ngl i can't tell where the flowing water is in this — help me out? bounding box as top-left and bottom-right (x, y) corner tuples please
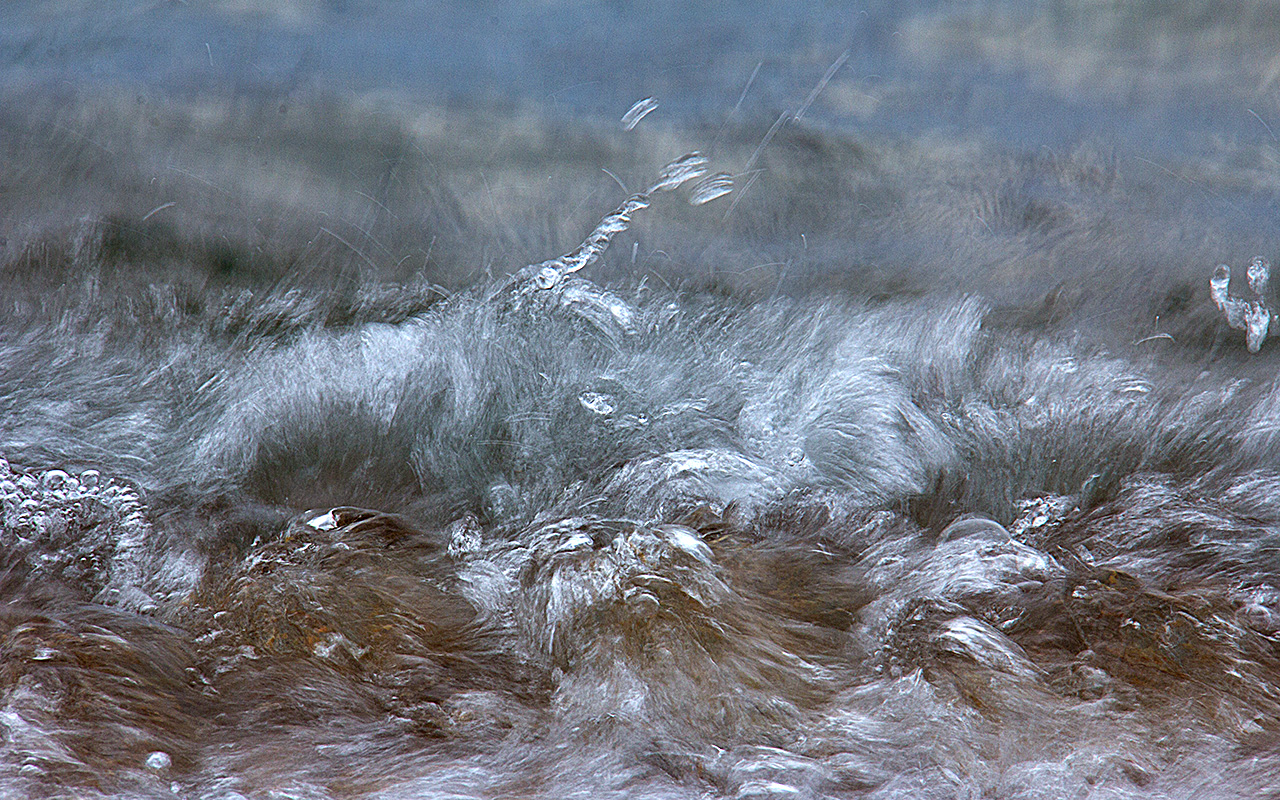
(3, 2), (1280, 798)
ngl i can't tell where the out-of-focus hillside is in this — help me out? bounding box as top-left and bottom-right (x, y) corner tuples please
(2, 1), (1278, 360)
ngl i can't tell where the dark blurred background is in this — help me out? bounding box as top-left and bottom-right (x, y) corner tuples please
(2, 0), (1279, 357)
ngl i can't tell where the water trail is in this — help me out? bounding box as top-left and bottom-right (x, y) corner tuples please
(621, 96), (659, 130)
(495, 153), (710, 300)
(690, 172), (734, 205)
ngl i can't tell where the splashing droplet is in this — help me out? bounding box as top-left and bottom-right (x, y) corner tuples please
(649, 153), (709, 193)
(690, 173), (734, 205)
(1246, 302), (1271, 352)
(1248, 256), (1271, 296)
(1210, 264), (1231, 306)
(621, 97), (659, 131)
(1210, 257), (1275, 352)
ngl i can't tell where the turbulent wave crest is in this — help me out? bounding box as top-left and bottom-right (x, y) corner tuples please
(4, 154), (1280, 800)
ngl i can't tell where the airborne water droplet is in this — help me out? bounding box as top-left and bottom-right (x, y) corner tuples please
(1248, 256), (1270, 296)
(689, 173), (734, 205)
(1210, 264), (1231, 309)
(621, 97), (659, 131)
(598, 216), (631, 235)
(1246, 301), (1270, 352)
(649, 153), (709, 193)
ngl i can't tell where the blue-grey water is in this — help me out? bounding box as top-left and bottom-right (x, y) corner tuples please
(4, 1), (1277, 154)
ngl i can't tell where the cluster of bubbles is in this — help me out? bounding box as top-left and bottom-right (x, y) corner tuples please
(0, 454), (154, 612)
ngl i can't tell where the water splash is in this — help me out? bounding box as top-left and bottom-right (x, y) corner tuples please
(621, 96), (659, 130)
(579, 391), (617, 416)
(0, 457), (157, 612)
(1211, 257), (1273, 352)
(690, 172), (734, 205)
(648, 152), (709, 193)
(496, 152), (715, 304)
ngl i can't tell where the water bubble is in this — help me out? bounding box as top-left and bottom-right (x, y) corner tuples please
(534, 266), (560, 289)
(483, 482), (520, 521)
(145, 751), (171, 772)
(306, 510), (338, 531)
(561, 282), (638, 338)
(624, 587), (660, 618)
(41, 470), (69, 491)
(579, 391), (617, 416)
(313, 633), (341, 659)
(616, 413), (649, 430)
(933, 617), (1040, 677)
(598, 216), (630, 235)
(1117, 377), (1153, 394)
(1241, 602), (1278, 632)
(1211, 264), (1231, 301)
(80, 469), (100, 490)
(939, 516), (1009, 542)
(1211, 258), (1275, 352)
